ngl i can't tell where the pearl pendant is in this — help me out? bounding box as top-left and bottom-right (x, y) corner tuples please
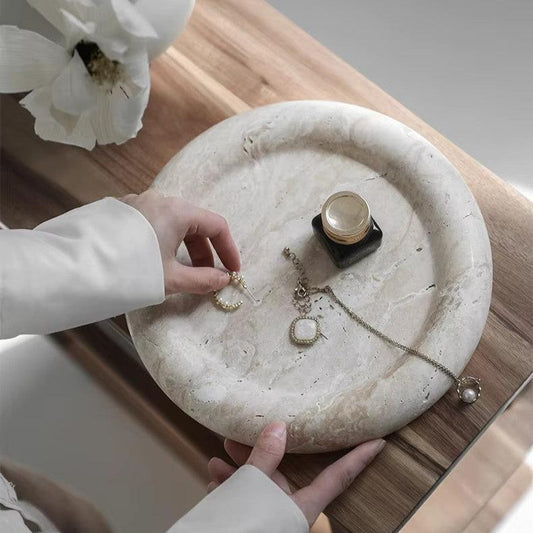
(456, 376), (481, 403)
(461, 388), (477, 403)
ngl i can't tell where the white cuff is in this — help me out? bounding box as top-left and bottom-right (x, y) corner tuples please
(167, 465), (308, 533)
(0, 197), (165, 338)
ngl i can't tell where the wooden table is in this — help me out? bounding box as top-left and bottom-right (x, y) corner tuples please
(1, 1), (532, 531)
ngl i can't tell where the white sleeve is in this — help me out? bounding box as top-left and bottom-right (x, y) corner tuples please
(0, 197), (165, 339)
(167, 465), (308, 533)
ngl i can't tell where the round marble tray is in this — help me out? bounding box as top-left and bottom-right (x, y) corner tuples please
(127, 101), (492, 453)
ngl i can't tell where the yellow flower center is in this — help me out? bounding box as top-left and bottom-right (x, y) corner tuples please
(74, 40), (124, 88)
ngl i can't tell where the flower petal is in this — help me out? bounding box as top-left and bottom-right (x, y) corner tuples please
(121, 50), (150, 94)
(110, 84), (150, 138)
(21, 86), (96, 150)
(109, 0), (157, 39)
(0, 26), (70, 93)
(91, 82), (149, 145)
(50, 103), (81, 134)
(58, 8), (97, 50)
(89, 91), (116, 144)
(26, 0), (96, 37)
(51, 50), (98, 115)
(93, 34), (129, 62)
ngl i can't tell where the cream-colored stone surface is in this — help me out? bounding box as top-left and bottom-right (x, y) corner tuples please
(127, 101), (492, 452)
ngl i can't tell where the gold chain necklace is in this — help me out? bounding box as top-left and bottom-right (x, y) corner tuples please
(283, 247), (481, 404)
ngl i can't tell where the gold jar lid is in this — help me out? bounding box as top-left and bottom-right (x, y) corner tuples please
(321, 191), (372, 245)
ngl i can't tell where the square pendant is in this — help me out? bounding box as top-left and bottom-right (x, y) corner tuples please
(289, 316), (320, 345)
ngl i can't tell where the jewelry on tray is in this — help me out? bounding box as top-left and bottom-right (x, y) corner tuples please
(283, 247), (481, 404)
(213, 271), (259, 311)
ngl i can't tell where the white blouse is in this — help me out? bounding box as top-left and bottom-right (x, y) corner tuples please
(0, 198), (308, 533)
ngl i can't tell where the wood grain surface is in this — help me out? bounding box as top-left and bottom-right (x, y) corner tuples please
(403, 383), (533, 532)
(1, 1), (532, 531)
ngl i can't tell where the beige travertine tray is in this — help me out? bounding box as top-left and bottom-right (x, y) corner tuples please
(127, 101), (492, 452)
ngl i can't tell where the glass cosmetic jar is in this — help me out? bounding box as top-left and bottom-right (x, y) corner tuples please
(312, 191), (382, 268)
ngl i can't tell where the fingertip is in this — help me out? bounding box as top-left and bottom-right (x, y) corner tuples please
(359, 438), (386, 457)
(207, 481), (219, 493)
(207, 456), (218, 472)
(207, 456), (237, 484)
(223, 438), (232, 454)
(215, 270), (231, 290)
(264, 421), (287, 441)
(340, 438), (385, 474)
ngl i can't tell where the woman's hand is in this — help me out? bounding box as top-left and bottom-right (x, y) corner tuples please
(207, 421), (385, 527)
(120, 191), (240, 295)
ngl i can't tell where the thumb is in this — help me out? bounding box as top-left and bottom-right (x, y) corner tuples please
(246, 421), (287, 477)
(166, 263), (229, 294)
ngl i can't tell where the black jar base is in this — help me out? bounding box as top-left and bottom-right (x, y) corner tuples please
(312, 214), (383, 269)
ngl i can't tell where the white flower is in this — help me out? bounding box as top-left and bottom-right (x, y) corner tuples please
(0, 0), (157, 150)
